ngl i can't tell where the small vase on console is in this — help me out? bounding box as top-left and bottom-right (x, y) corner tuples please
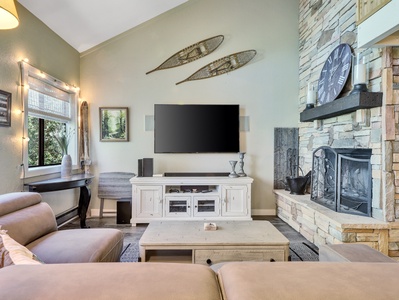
(229, 160), (239, 178)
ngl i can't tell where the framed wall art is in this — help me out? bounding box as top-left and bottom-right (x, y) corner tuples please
(0, 90), (11, 127)
(99, 107), (129, 142)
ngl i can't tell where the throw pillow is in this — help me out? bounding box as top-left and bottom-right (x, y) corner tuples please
(0, 226), (42, 268)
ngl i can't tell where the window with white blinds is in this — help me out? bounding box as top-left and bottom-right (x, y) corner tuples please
(21, 61), (79, 178)
(27, 75), (71, 121)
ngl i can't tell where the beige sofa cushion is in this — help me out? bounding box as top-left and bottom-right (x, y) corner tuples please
(319, 244), (397, 262)
(217, 262), (399, 300)
(0, 202), (57, 246)
(0, 192), (42, 217)
(26, 228), (124, 263)
(0, 263), (222, 300)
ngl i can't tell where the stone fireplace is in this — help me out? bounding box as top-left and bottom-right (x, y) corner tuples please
(273, 0), (399, 261)
(311, 146), (372, 217)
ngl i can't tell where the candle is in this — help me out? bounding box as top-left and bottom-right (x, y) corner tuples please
(353, 63), (366, 84)
(307, 83), (315, 104)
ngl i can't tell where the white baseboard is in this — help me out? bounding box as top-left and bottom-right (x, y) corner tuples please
(251, 209), (276, 216)
(91, 208), (275, 217)
(90, 208), (116, 217)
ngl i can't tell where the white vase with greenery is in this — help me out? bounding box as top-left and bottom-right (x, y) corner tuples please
(54, 128), (74, 178)
(60, 154), (72, 178)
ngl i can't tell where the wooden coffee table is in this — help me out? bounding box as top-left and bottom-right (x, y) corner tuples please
(139, 221), (290, 265)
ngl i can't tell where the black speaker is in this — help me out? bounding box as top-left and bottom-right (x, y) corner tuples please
(142, 158), (153, 177)
(117, 199), (131, 224)
(138, 159), (143, 177)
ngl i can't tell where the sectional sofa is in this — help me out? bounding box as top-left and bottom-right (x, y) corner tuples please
(2, 260), (399, 299)
(1, 192), (399, 299)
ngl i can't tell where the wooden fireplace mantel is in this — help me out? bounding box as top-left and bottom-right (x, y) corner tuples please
(300, 92), (383, 122)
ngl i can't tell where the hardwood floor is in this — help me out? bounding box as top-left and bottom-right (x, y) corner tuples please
(259, 216), (319, 261)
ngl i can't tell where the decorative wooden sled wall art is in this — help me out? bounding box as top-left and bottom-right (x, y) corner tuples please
(146, 35), (224, 74)
(176, 49), (257, 85)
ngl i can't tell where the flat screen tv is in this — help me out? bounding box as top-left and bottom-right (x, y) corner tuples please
(154, 104), (239, 153)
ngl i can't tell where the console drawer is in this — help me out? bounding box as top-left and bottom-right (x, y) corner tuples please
(194, 248), (286, 265)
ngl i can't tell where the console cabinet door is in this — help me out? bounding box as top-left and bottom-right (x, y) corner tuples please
(165, 196), (191, 217)
(193, 196), (220, 217)
(221, 185), (248, 216)
(134, 185), (163, 218)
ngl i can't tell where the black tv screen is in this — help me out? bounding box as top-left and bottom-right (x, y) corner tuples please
(154, 104), (240, 153)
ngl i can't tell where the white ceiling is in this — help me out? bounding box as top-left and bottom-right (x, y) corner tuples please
(18, 0), (188, 53)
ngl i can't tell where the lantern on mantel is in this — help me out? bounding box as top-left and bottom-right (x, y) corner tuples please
(350, 50), (369, 94)
(305, 82), (316, 110)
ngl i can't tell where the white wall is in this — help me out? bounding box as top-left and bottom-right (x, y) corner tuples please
(80, 0), (300, 214)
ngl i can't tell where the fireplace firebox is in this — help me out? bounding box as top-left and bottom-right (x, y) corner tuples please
(311, 146), (372, 217)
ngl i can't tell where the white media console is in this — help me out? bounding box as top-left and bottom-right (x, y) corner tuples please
(130, 176), (253, 226)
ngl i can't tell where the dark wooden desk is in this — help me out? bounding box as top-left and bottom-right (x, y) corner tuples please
(24, 173), (94, 228)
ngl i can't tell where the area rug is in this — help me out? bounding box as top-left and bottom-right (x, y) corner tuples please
(120, 242), (140, 262)
(60, 217), (319, 262)
(289, 242), (319, 261)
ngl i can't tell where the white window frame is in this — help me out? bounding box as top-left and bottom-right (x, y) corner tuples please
(21, 62), (79, 178)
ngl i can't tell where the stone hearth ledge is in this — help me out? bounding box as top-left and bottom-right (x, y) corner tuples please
(274, 189), (399, 259)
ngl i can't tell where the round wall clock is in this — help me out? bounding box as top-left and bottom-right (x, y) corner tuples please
(317, 43), (352, 105)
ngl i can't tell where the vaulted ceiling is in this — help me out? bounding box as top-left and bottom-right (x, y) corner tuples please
(18, 0), (188, 52)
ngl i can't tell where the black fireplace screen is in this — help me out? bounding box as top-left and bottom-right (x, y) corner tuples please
(311, 146), (372, 217)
